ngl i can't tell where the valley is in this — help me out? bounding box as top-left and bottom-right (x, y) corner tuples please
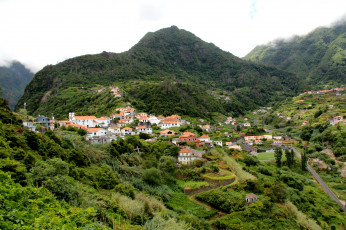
(0, 22), (345, 229)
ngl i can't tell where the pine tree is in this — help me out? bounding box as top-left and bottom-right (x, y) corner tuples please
(301, 149), (308, 171)
(275, 147), (283, 168)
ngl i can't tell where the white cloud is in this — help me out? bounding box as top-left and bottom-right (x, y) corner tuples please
(0, 0), (345, 71)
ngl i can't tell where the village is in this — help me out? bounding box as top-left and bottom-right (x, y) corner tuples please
(22, 102), (302, 167)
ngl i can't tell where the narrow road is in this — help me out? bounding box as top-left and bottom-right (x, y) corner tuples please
(292, 147), (346, 212)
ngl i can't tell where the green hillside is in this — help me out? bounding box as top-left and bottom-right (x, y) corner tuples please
(16, 26), (301, 119)
(2, 96), (346, 228)
(245, 21), (346, 87)
(0, 61), (34, 110)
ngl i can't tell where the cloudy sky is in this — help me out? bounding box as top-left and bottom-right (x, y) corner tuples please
(0, 0), (345, 71)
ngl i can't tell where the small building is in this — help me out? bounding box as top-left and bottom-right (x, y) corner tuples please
(273, 141), (282, 146)
(255, 140), (262, 145)
(245, 140), (254, 146)
(160, 129), (176, 137)
(246, 193), (258, 204)
(87, 128), (107, 137)
(177, 148), (203, 165)
(108, 126), (121, 134)
(180, 133), (202, 147)
(136, 126), (152, 134)
(35, 115), (51, 129)
(243, 122), (251, 127)
(23, 121), (36, 132)
(121, 127), (133, 136)
(199, 134), (211, 143)
(214, 140), (223, 146)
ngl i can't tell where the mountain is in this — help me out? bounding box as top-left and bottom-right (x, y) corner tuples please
(0, 61), (34, 110)
(244, 21), (346, 87)
(16, 26), (301, 119)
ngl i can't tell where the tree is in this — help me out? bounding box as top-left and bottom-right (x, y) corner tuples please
(264, 182), (286, 203)
(158, 156), (176, 174)
(301, 126), (313, 141)
(142, 168), (162, 185)
(274, 148), (283, 168)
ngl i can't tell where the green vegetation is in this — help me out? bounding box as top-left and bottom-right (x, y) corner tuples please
(165, 193), (217, 219)
(245, 21), (346, 87)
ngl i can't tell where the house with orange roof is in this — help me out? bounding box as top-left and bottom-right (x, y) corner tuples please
(245, 136), (256, 141)
(302, 121), (309, 126)
(121, 127), (133, 136)
(243, 122), (251, 127)
(179, 133), (202, 147)
(95, 117), (110, 127)
(159, 117), (181, 128)
(108, 126), (121, 134)
(177, 148), (203, 165)
(214, 140), (223, 146)
(136, 113), (148, 119)
(160, 129), (176, 137)
(136, 126), (152, 134)
(119, 118), (133, 124)
(226, 142), (233, 147)
(245, 140), (254, 146)
(138, 116), (149, 123)
(255, 140), (262, 145)
(110, 114), (124, 120)
(199, 134), (211, 143)
(87, 128), (107, 137)
(273, 141), (282, 146)
(69, 112), (98, 128)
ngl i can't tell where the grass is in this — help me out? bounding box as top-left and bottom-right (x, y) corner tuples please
(257, 152), (287, 161)
(165, 193), (217, 218)
(177, 180), (210, 189)
(203, 169), (235, 180)
(222, 155), (256, 181)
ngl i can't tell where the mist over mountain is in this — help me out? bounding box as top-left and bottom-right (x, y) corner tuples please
(0, 61), (34, 110)
(244, 21), (346, 87)
(17, 26), (301, 119)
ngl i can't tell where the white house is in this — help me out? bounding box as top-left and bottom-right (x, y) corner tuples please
(245, 140), (254, 146)
(95, 117), (110, 128)
(119, 118), (133, 124)
(243, 122), (251, 127)
(178, 148), (203, 165)
(108, 126), (121, 134)
(159, 121), (180, 129)
(87, 128), (107, 138)
(199, 134), (211, 143)
(23, 121), (36, 132)
(214, 140), (223, 146)
(148, 116), (161, 125)
(121, 127), (133, 136)
(71, 115), (98, 128)
(160, 129), (175, 137)
(136, 126), (152, 134)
